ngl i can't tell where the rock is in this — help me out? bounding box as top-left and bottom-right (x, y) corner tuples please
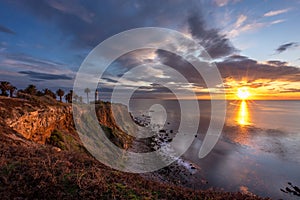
(52, 146), (61, 152)
(1, 96), (133, 149)
(7, 103), (73, 144)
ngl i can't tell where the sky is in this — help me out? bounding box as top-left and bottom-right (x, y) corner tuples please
(0, 0), (300, 100)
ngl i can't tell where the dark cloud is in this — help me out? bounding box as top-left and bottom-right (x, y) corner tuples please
(224, 54), (249, 62)
(188, 13), (236, 58)
(19, 71), (73, 80)
(279, 88), (300, 93)
(217, 56), (300, 82)
(0, 52), (73, 78)
(15, 0), (203, 49)
(275, 42), (298, 54)
(156, 49), (207, 87)
(267, 60), (288, 66)
(98, 84), (176, 100)
(5, 53), (65, 68)
(14, 0), (298, 94)
(0, 25), (15, 34)
(30, 79), (44, 82)
(102, 77), (118, 83)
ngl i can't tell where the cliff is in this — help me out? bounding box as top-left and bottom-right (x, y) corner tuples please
(0, 95), (133, 149)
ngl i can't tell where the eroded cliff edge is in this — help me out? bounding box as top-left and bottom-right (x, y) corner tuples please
(0, 95), (133, 150)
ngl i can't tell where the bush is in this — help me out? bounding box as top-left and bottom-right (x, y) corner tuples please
(47, 130), (65, 150)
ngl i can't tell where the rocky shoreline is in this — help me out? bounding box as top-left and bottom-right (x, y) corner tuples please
(130, 113), (269, 198)
(130, 115), (213, 187)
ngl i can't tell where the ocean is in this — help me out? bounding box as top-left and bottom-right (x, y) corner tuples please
(128, 100), (300, 199)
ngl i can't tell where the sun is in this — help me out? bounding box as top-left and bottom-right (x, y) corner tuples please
(237, 87), (250, 100)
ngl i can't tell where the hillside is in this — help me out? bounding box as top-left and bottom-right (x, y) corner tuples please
(0, 96), (270, 199)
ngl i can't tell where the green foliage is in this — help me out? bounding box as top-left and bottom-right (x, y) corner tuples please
(47, 130), (65, 150)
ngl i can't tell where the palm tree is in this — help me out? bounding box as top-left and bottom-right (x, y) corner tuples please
(0, 81), (11, 96)
(65, 90), (73, 103)
(65, 93), (71, 103)
(84, 88), (91, 103)
(43, 88), (56, 99)
(9, 86), (16, 97)
(24, 84), (37, 95)
(56, 89), (65, 102)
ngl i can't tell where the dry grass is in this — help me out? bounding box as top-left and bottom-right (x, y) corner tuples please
(0, 131), (270, 200)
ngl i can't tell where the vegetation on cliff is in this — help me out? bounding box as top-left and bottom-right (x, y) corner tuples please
(0, 125), (269, 199)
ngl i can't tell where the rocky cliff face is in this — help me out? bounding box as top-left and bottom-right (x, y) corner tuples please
(0, 96), (74, 144)
(95, 102), (135, 149)
(0, 96), (133, 149)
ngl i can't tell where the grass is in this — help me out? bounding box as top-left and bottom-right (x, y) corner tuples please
(0, 131), (271, 200)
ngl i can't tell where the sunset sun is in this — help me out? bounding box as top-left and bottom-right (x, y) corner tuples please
(237, 87), (250, 100)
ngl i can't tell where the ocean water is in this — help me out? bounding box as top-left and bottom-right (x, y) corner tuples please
(128, 100), (300, 199)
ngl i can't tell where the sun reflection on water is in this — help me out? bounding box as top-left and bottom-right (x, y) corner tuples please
(237, 100), (250, 126)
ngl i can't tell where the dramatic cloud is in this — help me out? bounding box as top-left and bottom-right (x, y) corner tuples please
(15, 0), (203, 49)
(5, 53), (64, 68)
(19, 71), (73, 81)
(264, 8), (290, 17)
(225, 54), (249, 61)
(0, 24), (15, 34)
(267, 60), (288, 66)
(279, 88), (300, 93)
(1, 0), (299, 99)
(0, 52), (75, 89)
(217, 56), (300, 82)
(0, 52), (74, 74)
(188, 14), (236, 58)
(275, 42), (298, 54)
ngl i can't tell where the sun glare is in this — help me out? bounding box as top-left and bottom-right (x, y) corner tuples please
(237, 87), (250, 100)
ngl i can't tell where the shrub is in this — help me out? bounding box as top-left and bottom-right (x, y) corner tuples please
(47, 130), (65, 150)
